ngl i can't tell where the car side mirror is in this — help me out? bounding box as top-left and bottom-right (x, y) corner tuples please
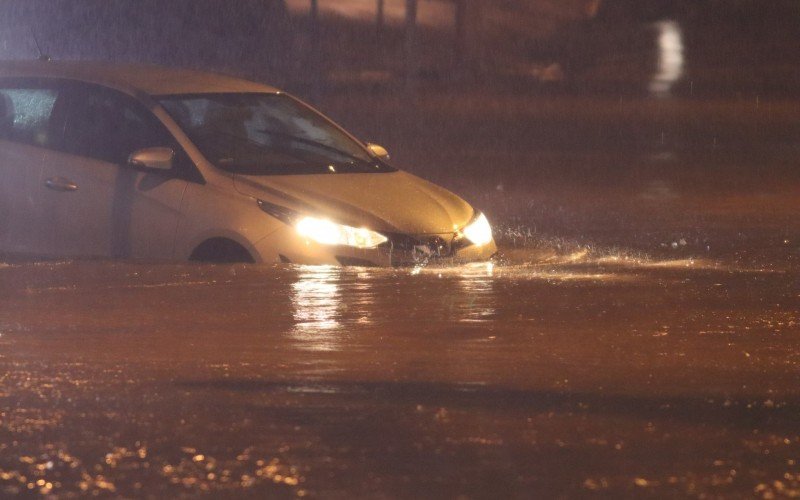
(366, 143), (390, 160)
(128, 147), (174, 171)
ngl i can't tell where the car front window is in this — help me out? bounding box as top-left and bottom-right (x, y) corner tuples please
(157, 93), (394, 175)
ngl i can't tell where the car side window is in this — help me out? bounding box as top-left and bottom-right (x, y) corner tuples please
(0, 87), (60, 148)
(61, 86), (173, 165)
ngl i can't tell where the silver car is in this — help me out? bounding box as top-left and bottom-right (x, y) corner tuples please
(0, 61), (496, 266)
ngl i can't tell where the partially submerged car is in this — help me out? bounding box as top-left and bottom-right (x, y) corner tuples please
(0, 61), (496, 266)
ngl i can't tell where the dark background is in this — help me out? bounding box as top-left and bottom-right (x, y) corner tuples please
(3, 0), (800, 97)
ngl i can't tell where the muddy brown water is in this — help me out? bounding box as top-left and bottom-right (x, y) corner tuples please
(0, 246), (798, 497)
(2, 92), (800, 497)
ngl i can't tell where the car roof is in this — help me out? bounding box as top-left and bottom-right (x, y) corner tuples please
(0, 60), (280, 97)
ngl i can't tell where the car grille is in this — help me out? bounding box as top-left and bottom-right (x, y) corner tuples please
(380, 232), (472, 265)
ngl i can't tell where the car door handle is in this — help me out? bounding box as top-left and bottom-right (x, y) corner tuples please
(44, 177), (79, 192)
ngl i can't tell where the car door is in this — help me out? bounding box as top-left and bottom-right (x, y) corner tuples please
(38, 83), (189, 259)
(0, 83), (61, 257)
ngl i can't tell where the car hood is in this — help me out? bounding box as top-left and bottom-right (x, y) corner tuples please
(234, 171), (474, 234)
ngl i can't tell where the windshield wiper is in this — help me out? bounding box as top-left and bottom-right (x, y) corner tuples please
(192, 128), (383, 174)
(254, 128), (374, 167)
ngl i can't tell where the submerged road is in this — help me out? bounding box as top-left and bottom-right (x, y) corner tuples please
(2, 90), (800, 497)
(0, 254), (798, 497)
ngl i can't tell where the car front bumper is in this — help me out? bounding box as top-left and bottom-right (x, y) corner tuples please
(254, 226), (498, 267)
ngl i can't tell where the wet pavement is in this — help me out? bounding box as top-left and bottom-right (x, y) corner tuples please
(2, 90), (800, 497)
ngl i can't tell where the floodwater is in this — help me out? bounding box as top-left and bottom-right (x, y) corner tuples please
(2, 91), (799, 495)
(0, 249), (798, 497)
(3, 37), (800, 497)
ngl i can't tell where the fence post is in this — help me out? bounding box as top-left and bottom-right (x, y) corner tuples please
(454, 0), (468, 79)
(309, 0), (322, 99)
(463, 0), (484, 80)
(310, 0), (320, 52)
(404, 0), (418, 89)
(376, 0), (385, 41)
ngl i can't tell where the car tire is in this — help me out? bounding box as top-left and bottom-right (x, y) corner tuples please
(189, 238), (255, 263)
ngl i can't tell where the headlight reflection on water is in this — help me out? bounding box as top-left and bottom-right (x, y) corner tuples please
(457, 264), (497, 324)
(290, 266), (343, 351)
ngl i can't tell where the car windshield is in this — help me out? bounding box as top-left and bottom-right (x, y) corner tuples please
(157, 93), (394, 175)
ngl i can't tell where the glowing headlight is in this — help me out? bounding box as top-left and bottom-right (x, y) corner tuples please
(296, 216), (388, 248)
(462, 212), (493, 246)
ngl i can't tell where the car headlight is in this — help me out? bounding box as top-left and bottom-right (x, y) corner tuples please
(462, 212), (493, 246)
(258, 199), (388, 248)
(295, 216), (387, 248)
